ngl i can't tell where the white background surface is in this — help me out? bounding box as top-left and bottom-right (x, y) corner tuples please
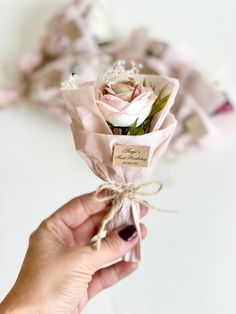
(0, 1), (236, 313)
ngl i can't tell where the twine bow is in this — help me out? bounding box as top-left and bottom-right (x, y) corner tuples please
(93, 181), (175, 250)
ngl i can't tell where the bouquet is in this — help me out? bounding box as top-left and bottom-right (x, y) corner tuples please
(61, 61), (179, 261)
(61, 61), (179, 262)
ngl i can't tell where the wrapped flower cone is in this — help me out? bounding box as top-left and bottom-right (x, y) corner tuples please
(61, 64), (179, 262)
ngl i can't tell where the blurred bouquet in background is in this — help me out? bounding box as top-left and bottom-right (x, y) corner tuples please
(0, 0), (235, 153)
(107, 27), (235, 152)
(0, 0), (114, 118)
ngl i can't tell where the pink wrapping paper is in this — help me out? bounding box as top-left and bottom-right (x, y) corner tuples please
(41, 0), (99, 59)
(61, 75), (179, 262)
(0, 87), (20, 108)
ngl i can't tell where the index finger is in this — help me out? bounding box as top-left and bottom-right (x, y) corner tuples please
(50, 192), (111, 229)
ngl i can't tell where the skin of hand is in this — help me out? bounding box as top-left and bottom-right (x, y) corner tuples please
(0, 192), (148, 314)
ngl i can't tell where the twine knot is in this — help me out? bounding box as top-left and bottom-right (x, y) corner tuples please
(92, 181), (175, 250)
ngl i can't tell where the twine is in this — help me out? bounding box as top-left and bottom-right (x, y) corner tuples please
(93, 181), (176, 250)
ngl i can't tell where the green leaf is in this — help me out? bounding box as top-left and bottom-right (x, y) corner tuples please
(133, 128), (145, 135)
(149, 92), (171, 119)
(127, 118), (145, 136)
(153, 86), (166, 105)
(138, 87), (171, 134)
(129, 118), (138, 129)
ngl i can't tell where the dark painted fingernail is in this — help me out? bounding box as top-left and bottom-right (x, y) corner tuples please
(118, 225), (138, 241)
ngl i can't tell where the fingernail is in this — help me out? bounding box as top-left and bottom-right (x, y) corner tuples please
(118, 225), (138, 242)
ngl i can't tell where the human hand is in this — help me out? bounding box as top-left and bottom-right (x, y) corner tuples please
(0, 192), (148, 314)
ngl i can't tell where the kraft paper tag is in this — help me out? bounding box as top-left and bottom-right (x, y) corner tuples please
(64, 21), (81, 40)
(184, 113), (208, 139)
(46, 70), (63, 88)
(112, 144), (150, 167)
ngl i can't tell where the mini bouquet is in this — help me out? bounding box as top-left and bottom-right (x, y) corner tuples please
(22, 55), (111, 120)
(61, 62), (179, 261)
(171, 69), (235, 151)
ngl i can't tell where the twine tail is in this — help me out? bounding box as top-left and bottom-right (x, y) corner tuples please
(95, 195), (124, 250)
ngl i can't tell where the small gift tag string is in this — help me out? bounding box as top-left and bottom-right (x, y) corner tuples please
(93, 181), (176, 250)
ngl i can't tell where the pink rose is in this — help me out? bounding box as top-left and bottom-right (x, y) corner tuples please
(96, 76), (156, 127)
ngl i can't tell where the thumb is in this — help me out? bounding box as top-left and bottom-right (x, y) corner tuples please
(86, 225), (141, 269)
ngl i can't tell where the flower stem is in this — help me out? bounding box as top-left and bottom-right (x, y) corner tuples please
(121, 127), (127, 135)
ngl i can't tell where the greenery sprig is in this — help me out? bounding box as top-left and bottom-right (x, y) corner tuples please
(127, 87), (171, 136)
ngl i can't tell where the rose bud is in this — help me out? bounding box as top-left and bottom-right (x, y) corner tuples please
(96, 76), (156, 127)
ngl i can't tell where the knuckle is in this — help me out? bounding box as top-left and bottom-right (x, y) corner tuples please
(39, 218), (55, 232)
(29, 230), (36, 243)
(69, 196), (79, 204)
(29, 219), (55, 244)
(68, 196), (81, 208)
(28, 228), (44, 247)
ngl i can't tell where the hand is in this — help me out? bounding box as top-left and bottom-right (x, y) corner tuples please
(0, 192), (148, 314)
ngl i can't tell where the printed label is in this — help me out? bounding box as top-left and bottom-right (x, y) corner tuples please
(112, 144), (150, 167)
(184, 113), (208, 139)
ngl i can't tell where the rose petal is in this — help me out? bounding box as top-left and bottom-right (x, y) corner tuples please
(132, 84), (141, 99)
(101, 94), (129, 111)
(97, 99), (118, 113)
(125, 91), (156, 114)
(111, 83), (133, 94)
(104, 85), (116, 95)
(106, 112), (138, 127)
(116, 90), (134, 102)
(136, 104), (153, 126)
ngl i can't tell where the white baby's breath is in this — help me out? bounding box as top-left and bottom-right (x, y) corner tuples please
(101, 60), (142, 84)
(61, 74), (80, 90)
